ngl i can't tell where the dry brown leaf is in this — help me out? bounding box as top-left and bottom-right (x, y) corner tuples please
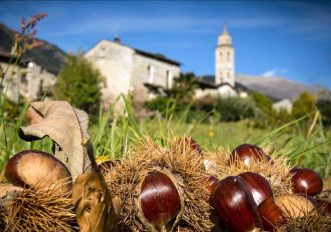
(19, 101), (91, 180)
(72, 172), (118, 232)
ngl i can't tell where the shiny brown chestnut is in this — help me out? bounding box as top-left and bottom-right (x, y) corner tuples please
(210, 176), (263, 232)
(180, 137), (202, 155)
(138, 171), (182, 231)
(316, 199), (331, 216)
(290, 168), (323, 196)
(5, 150), (72, 193)
(207, 175), (219, 195)
(229, 144), (271, 166)
(258, 197), (286, 231)
(98, 160), (121, 175)
(239, 172), (273, 206)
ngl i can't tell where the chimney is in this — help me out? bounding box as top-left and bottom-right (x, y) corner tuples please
(114, 36), (121, 43)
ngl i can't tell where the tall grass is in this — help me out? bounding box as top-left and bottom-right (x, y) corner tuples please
(1, 95), (330, 178)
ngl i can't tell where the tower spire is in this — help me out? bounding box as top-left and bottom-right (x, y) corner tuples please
(223, 23), (228, 34)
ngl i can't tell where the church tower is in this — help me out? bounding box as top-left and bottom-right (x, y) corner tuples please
(215, 25), (235, 86)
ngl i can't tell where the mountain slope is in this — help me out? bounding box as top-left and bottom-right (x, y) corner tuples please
(236, 74), (321, 101)
(0, 22), (66, 74)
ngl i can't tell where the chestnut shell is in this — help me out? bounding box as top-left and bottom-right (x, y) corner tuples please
(139, 171), (181, 230)
(5, 150), (72, 191)
(290, 168), (323, 196)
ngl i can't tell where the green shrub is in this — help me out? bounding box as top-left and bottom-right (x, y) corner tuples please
(317, 98), (331, 126)
(3, 96), (27, 123)
(292, 92), (316, 119)
(216, 97), (255, 121)
(250, 91), (274, 116)
(54, 53), (103, 117)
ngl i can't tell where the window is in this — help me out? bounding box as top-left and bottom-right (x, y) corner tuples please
(227, 52), (231, 62)
(21, 72), (28, 85)
(148, 65), (154, 83)
(99, 46), (106, 58)
(220, 52), (223, 61)
(227, 72), (230, 79)
(166, 70), (172, 89)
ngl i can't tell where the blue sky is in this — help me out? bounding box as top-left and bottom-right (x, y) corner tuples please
(1, 1), (330, 89)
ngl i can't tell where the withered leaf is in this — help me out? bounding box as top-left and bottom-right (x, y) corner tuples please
(72, 172), (118, 232)
(19, 101), (91, 180)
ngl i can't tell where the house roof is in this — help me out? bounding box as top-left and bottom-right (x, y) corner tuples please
(101, 39), (180, 66)
(197, 75), (250, 92)
(0, 49), (24, 66)
(134, 48), (180, 66)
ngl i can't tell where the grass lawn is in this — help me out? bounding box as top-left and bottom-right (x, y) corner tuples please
(1, 105), (330, 178)
(87, 113), (330, 178)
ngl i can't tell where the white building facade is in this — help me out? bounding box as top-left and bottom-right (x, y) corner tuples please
(84, 39), (180, 107)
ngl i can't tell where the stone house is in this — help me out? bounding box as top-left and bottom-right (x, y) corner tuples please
(84, 38), (181, 107)
(272, 99), (293, 113)
(0, 49), (57, 102)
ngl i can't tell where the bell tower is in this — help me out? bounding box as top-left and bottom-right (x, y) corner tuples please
(215, 24), (235, 86)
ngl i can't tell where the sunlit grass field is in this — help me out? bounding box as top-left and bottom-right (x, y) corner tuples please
(0, 98), (330, 179)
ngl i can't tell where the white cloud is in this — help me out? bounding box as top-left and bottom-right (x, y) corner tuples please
(262, 68), (287, 77)
(262, 68), (277, 77)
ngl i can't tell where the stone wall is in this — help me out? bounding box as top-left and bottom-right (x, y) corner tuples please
(85, 39), (180, 106)
(22, 62), (56, 100)
(131, 53), (180, 102)
(85, 40), (134, 107)
(1, 61), (21, 102)
(1, 61), (56, 102)
(215, 45), (235, 86)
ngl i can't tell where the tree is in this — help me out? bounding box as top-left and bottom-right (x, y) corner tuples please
(317, 98), (331, 126)
(54, 53), (103, 116)
(250, 91), (273, 116)
(169, 72), (199, 102)
(144, 72), (200, 119)
(292, 92), (316, 119)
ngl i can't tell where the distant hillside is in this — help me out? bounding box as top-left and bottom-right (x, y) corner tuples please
(0, 23), (66, 74)
(236, 74), (323, 101)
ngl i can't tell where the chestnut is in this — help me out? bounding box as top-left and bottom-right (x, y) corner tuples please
(5, 150), (72, 193)
(290, 168), (323, 196)
(315, 199), (331, 216)
(274, 194), (315, 218)
(258, 197), (286, 231)
(207, 175), (219, 195)
(98, 160), (121, 175)
(180, 137), (202, 155)
(210, 176), (262, 232)
(138, 171), (182, 231)
(239, 172), (273, 206)
(229, 144), (271, 166)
